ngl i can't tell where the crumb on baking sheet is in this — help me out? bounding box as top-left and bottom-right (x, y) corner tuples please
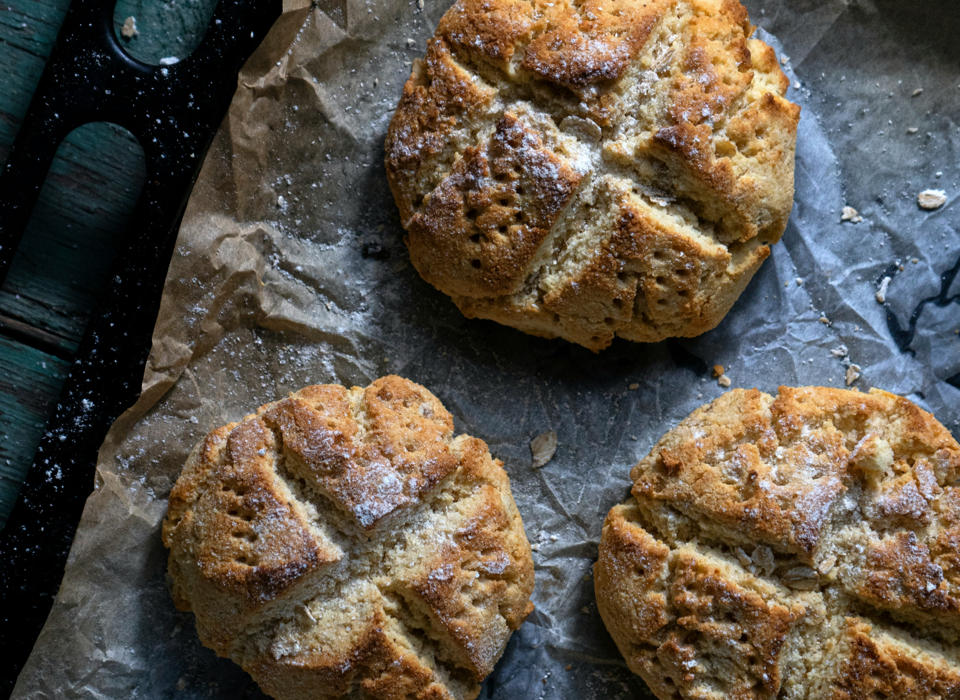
(841, 206), (863, 223)
(846, 364), (861, 386)
(530, 431), (558, 468)
(712, 364), (724, 378)
(876, 276), (891, 304)
(918, 189), (947, 210)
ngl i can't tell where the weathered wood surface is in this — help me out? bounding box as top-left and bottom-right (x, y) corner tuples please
(0, 0), (217, 526)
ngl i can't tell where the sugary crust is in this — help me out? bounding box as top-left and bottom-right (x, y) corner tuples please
(597, 386), (960, 699)
(407, 113), (583, 298)
(162, 376), (534, 700)
(385, 0), (800, 350)
(595, 503), (818, 700)
(814, 618), (960, 700)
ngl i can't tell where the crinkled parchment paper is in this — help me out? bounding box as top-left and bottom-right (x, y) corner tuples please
(13, 0), (960, 697)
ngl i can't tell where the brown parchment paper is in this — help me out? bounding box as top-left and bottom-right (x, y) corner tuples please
(12, 0), (960, 697)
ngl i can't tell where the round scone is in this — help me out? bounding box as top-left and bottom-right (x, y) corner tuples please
(162, 376), (534, 700)
(595, 386), (960, 699)
(385, 0), (800, 351)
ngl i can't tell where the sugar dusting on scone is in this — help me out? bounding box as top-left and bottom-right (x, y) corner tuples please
(385, 0), (801, 350)
(163, 376), (534, 700)
(595, 386), (960, 699)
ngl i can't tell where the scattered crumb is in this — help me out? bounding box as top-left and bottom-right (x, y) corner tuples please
(176, 677), (187, 691)
(566, 665), (573, 671)
(628, 382), (639, 390)
(718, 375), (731, 388)
(907, 127), (918, 134)
(841, 206), (863, 223)
(912, 258), (919, 264)
(159, 56), (179, 66)
(918, 189), (947, 210)
(876, 276), (891, 304)
(581, 606), (590, 614)
(796, 277), (803, 286)
(712, 364), (725, 378)
(121, 16), (139, 39)
(831, 345), (849, 358)
(418, 0), (424, 8)
(406, 37), (415, 47)
(912, 88), (923, 97)
(531, 543), (539, 551)
(846, 364), (861, 386)
(819, 316), (831, 325)
(530, 431), (558, 468)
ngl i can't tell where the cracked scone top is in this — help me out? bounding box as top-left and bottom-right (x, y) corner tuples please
(162, 376), (534, 700)
(595, 386), (960, 700)
(385, 0), (800, 351)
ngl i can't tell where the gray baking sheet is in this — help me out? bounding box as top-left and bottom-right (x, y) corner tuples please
(12, 0), (960, 697)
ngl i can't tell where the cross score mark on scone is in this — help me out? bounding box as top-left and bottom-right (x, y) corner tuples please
(386, 0), (800, 350)
(596, 386), (960, 699)
(162, 377), (534, 700)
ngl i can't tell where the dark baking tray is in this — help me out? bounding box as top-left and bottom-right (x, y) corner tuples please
(0, 0), (282, 693)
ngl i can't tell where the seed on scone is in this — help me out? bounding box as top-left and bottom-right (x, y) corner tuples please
(596, 386), (960, 700)
(752, 545), (776, 576)
(783, 566), (820, 590)
(385, 0), (801, 351)
(162, 376), (535, 700)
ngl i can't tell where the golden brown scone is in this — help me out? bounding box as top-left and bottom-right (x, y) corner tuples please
(595, 386), (960, 700)
(163, 376), (534, 700)
(385, 0), (800, 351)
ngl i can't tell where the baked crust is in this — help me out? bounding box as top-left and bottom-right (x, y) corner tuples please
(163, 376), (534, 700)
(596, 386), (960, 699)
(385, 0), (800, 350)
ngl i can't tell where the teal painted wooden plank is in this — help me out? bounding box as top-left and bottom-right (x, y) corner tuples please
(0, 0), (218, 161)
(0, 122), (146, 352)
(0, 336), (70, 527)
(0, 0), (214, 524)
(0, 0), (219, 348)
(0, 0), (70, 162)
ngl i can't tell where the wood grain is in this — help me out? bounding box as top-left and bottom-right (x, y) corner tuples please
(0, 337), (69, 518)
